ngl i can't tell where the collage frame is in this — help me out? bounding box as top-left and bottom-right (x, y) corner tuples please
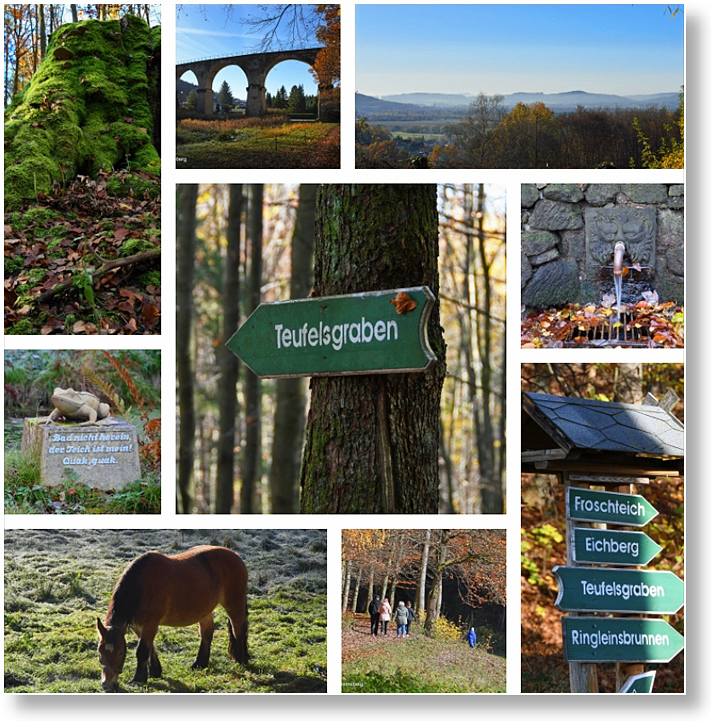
(3, 0), (699, 712)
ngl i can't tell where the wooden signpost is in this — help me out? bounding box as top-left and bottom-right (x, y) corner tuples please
(521, 391), (685, 693)
(226, 286), (436, 378)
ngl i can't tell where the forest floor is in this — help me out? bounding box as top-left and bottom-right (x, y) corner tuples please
(4, 170), (161, 335)
(341, 613), (505, 693)
(4, 529), (327, 693)
(176, 119), (340, 168)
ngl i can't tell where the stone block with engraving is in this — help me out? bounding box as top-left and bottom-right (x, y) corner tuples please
(21, 419), (141, 490)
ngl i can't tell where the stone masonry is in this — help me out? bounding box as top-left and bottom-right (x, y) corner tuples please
(521, 183), (684, 308)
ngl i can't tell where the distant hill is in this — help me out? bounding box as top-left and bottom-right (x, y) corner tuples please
(362, 90), (680, 113)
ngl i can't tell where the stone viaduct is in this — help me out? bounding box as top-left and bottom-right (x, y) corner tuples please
(177, 47), (335, 119)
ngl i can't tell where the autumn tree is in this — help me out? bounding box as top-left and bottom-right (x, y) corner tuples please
(299, 185), (446, 514)
(496, 102), (556, 167)
(446, 93), (505, 168)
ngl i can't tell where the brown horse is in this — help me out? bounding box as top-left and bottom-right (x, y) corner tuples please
(96, 545), (248, 692)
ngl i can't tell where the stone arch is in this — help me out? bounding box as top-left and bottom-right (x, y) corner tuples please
(263, 57), (319, 114)
(176, 47), (328, 119)
(177, 69), (198, 109)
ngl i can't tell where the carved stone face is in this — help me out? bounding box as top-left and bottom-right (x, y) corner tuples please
(585, 207), (656, 268)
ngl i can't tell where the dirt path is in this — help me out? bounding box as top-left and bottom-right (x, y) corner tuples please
(342, 613), (416, 661)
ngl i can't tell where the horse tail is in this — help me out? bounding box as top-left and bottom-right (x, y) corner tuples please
(229, 597), (248, 664)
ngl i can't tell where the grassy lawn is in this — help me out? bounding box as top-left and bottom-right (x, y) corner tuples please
(342, 614), (505, 693)
(176, 117), (340, 168)
(4, 529), (327, 693)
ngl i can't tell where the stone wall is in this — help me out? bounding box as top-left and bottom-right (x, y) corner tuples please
(521, 183), (684, 308)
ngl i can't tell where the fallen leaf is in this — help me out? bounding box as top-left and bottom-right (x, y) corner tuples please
(390, 291), (418, 314)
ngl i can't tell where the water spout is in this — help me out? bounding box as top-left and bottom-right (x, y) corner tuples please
(613, 241), (625, 314)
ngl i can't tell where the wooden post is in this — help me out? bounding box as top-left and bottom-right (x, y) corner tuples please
(564, 472), (599, 693)
(614, 480), (645, 691)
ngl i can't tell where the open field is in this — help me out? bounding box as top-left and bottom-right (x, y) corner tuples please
(176, 117), (340, 168)
(4, 529), (327, 693)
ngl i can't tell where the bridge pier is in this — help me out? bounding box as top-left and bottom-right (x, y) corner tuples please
(246, 82), (266, 117)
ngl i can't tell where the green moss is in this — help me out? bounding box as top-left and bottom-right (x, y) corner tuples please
(4, 17), (161, 211)
(105, 171), (159, 199)
(5, 257), (25, 275)
(6, 319), (37, 335)
(44, 225), (69, 240)
(118, 238), (159, 257)
(138, 270), (161, 287)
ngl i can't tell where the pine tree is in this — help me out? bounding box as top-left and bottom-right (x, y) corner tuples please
(216, 80), (235, 111)
(288, 84), (306, 113)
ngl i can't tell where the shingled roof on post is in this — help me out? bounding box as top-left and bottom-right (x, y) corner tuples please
(521, 391), (684, 477)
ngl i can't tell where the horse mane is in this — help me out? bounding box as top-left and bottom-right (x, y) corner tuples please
(106, 552), (159, 626)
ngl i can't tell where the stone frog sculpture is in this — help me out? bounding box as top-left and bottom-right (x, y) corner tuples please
(43, 387), (111, 426)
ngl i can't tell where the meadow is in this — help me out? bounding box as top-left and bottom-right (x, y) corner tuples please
(4, 529), (327, 693)
(176, 116), (340, 169)
(342, 613), (505, 693)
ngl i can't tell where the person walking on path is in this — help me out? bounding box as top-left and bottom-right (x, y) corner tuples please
(394, 601), (409, 638)
(368, 596), (381, 636)
(379, 597), (392, 636)
(405, 601), (415, 637)
(467, 627), (477, 648)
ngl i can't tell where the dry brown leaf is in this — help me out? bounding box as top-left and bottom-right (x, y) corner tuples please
(390, 291), (418, 314)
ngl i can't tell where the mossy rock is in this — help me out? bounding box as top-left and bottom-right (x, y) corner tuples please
(4, 16), (160, 211)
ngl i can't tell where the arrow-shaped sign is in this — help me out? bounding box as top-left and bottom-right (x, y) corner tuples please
(618, 671), (656, 693)
(571, 528), (662, 566)
(553, 566), (684, 614)
(562, 617), (684, 663)
(227, 286), (436, 378)
(567, 487), (658, 526)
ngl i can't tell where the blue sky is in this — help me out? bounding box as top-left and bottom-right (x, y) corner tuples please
(176, 4), (319, 100)
(356, 4), (684, 97)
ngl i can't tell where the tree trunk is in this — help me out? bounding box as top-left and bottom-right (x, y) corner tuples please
(215, 185), (242, 513)
(71, 4), (78, 22)
(351, 566), (362, 613)
(299, 185), (446, 513)
(268, 184), (316, 512)
(37, 5), (46, 59)
(424, 531), (448, 634)
(342, 560), (352, 612)
(366, 566), (375, 609)
(474, 184), (502, 513)
(241, 185), (263, 513)
(176, 185), (198, 513)
(416, 529), (431, 615)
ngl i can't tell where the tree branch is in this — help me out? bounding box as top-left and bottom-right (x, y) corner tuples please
(38, 248), (160, 304)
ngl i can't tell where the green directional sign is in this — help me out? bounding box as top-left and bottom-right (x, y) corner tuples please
(226, 286), (437, 378)
(619, 671), (656, 693)
(553, 566), (684, 614)
(567, 487), (658, 527)
(572, 528), (662, 566)
(562, 617), (684, 663)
